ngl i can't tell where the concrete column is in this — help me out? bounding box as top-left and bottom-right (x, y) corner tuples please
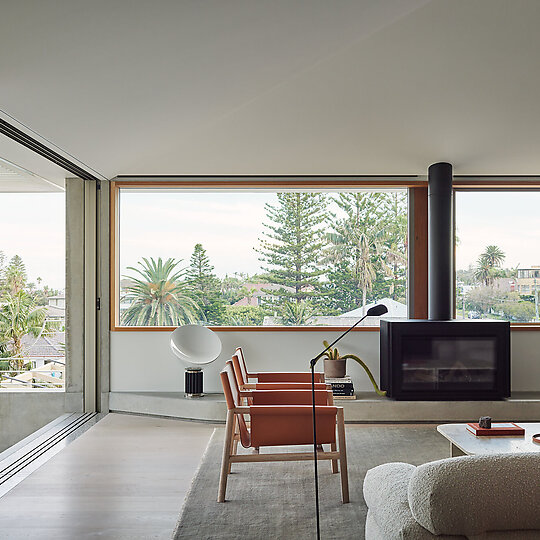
(97, 181), (110, 412)
(65, 178), (85, 412)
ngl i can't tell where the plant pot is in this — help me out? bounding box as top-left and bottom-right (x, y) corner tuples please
(324, 358), (346, 379)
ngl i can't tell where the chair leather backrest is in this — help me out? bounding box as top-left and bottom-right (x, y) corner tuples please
(231, 353), (247, 388)
(235, 347), (249, 383)
(221, 361), (241, 409)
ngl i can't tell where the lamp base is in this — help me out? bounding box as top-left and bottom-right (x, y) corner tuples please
(185, 367), (204, 398)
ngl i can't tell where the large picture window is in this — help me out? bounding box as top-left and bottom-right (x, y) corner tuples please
(455, 190), (540, 323)
(113, 184), (409, 328)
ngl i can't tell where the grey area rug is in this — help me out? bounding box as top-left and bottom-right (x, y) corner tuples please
(173, 425), (448, 540)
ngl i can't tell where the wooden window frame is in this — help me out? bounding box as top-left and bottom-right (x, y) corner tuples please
(109, 176), (540, 331)
(110, 177), (421, 331)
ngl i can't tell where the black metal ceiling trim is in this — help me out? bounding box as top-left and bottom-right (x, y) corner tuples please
(0, 118), (102, 182)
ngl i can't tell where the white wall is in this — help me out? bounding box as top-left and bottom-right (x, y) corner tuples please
(110, 329), (540, 394)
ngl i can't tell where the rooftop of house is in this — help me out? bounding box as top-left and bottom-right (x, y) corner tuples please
(20, 332), (64, 358)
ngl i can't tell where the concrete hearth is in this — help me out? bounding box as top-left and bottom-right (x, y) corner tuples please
(109, 391), (540, 424)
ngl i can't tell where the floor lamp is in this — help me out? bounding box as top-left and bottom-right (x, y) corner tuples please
(309, 304), (388, 539)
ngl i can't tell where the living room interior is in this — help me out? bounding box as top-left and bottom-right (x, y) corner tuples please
(1, 1), (540, 538)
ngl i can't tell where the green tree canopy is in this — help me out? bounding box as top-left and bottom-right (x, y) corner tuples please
(3, 255), (27, 296)
(0, 291), (55, 371)
(256, 193), (327, 321)
(324, 192), (406, 314)
(185, 244), (225, 325)
(121, 257), (200, 326)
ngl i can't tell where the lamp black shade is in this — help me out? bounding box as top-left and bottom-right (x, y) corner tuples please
(366, 304), (388, 317)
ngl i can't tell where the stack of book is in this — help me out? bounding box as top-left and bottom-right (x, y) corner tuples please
(325, 376), (356, 400)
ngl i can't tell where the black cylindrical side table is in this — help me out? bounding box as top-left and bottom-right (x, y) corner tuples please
(185, 367), (203, 397)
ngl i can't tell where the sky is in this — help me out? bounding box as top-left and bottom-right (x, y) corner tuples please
(0, 192), (65, 290)
(1, 189), (538, 293)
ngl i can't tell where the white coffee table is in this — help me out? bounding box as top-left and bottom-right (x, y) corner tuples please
(437, 422), (540, 457)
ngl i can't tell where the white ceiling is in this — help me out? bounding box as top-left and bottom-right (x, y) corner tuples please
(2, 0), (540, 182)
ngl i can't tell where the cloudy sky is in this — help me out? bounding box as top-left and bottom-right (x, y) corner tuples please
(2, 189), (538, 292)
(119, 191), (271, 279)
(1, 192), (65, 290)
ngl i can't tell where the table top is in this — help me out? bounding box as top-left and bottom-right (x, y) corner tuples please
(437, 422), (540, 455)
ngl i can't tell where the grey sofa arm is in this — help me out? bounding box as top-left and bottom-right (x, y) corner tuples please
(363, 462), (462, 540)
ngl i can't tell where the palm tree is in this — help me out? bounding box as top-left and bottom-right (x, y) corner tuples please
(280, 301), (314, 325)
(474, 258), (493, 286)
(481, 245), (505, 268)
(474, 245), (506, 286)
(0, 291), (55, 371)
(121, 257), (201, 326)
(326, 193), (391, 314)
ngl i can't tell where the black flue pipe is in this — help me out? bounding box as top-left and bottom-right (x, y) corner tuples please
(428, 162), (453, 320)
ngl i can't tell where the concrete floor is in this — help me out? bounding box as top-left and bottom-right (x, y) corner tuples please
(0, 413), (216, 540)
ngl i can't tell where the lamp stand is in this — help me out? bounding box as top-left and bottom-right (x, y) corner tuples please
(185, 367), (204, 397)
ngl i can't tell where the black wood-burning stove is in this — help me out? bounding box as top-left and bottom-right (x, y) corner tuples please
(380, 319), (510, 400)
(380, 163), (511, 400)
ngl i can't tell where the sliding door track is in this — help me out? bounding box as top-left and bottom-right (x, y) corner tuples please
(0, 412), (105, 498)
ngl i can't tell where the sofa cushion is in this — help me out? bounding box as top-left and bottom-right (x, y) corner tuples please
(363, 462), (463, 540)
(408, 452), (540, 537)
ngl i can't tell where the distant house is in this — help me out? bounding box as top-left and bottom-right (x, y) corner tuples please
(492, 277), (515, 293)
(233, 283), (295, 307)
(515, 267), (540, 294)
(263, 298), (407, 326)
(340, 298), (407, 318)
(21, 331), (65, 369)
(47, 294), (65, 319)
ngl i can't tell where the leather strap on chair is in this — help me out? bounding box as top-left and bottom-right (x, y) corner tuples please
(254, 382), (328, 390)
(256, 372), (325, 383)
(250, 389), (332, 405)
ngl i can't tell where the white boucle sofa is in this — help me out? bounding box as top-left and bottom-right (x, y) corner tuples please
(363, 453), (540, 539)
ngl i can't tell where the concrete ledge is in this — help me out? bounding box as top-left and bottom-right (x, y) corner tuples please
(109, 392), (226, 422)
(0, 391), (83, 453)
(109, 391), (540, 423)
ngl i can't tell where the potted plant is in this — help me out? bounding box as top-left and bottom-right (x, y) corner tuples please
(321, 341), (386, 396)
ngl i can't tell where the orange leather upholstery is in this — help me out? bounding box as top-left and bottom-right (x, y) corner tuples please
(249, 389), (331, 405)
(250, 405), (337, 447)
(254, 382), (327, 389)
(234, 346), (250, 383)
(256, 372), (324, 383)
